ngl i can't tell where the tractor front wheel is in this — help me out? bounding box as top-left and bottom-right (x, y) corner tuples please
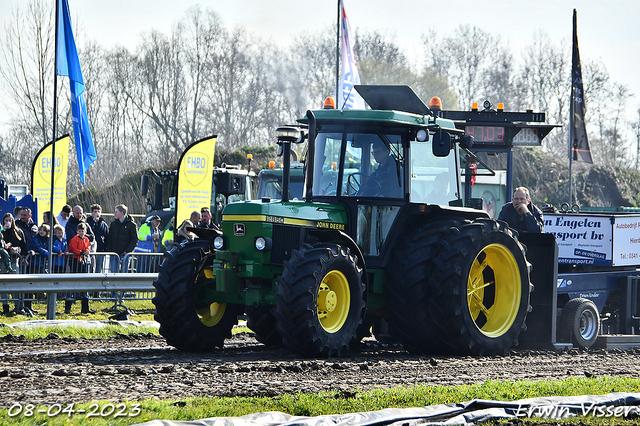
(153, 240), (242, 351)
(275, 244), (366, 357)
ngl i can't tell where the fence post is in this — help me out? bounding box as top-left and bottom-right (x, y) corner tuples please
(46, 293), (57, 320)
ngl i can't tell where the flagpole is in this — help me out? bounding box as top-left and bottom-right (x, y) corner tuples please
(335, 0), (340, 104)
(48, 0), (60, 272)
(568, 10), (575, 206)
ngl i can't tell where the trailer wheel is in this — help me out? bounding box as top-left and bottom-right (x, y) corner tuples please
(153, 240), (242, 351)
(274, 244), (365, 357)
(559, 298), (599, 348)
(246, 306), (282, 346)
(428, 219), (532, 355)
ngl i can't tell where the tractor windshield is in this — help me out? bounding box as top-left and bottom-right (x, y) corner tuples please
(409, 137), (459, 205)
(312, 131), (404, 198)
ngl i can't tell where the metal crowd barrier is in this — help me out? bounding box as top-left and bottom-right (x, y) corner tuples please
(0, 252), (164, 320)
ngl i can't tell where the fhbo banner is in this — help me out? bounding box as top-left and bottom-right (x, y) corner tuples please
(176, 136), (216, 229)
(31, 135), (70, 224)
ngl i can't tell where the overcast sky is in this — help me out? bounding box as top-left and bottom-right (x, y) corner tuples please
(1, 0), (639, 125)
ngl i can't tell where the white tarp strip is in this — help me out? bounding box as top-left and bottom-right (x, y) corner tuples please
(133, 393), (640, 426)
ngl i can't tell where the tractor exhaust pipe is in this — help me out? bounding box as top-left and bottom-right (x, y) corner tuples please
(305, 110), (316, 202)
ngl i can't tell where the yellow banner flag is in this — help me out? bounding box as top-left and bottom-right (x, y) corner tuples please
(176, 136), (216, 229)
(31, 135), (70, 224)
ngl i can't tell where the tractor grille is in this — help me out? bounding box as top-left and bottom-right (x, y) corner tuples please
(271, 224), (301, 264)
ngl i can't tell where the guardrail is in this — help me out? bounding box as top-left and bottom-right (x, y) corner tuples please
(0, 273), (157, 320)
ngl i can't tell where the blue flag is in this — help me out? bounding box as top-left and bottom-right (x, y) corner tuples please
(56, 0), (96, 184)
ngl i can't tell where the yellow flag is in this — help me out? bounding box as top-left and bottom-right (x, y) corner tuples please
(31, 135), (70, 224)
(176, 136), (216, 229)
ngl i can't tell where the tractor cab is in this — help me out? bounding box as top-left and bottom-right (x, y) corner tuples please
(298, 85), (468, 257)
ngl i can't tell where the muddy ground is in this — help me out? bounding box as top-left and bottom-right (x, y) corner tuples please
(1, 332), (640, 408)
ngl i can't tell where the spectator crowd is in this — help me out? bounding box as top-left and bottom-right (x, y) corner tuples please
(1, 202), (218, 317)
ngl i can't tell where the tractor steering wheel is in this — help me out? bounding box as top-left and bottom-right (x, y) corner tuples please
(347, 173), (382, 196)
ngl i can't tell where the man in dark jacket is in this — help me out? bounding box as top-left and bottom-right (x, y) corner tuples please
(498, 187), (544, 233)
(362, 141), (402, 197)
(86, 204), (109, 273)
(16, 207), (38, 251)
(65, 205), (95, 244)
(86, 204), (108, 252)
(105, 204), (138, 272)
(197, 207), (219, 230)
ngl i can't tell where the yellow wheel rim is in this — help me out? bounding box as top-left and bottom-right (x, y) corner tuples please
(467, 243), (521, 337)
(197, 302), (226, 327)
(317, 270), (351, 333)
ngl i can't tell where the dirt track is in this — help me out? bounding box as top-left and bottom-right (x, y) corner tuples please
(1, 332), (640, 407)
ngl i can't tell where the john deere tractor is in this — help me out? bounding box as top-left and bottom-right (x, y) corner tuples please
(153, 85), (548, 357)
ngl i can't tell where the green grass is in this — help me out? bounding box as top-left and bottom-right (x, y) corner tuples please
(0, 377), (639, 425)
(1, 298), (157, 323)
(0, 298), (253, 338)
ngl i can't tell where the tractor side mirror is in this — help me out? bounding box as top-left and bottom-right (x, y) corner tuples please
(460, 134), (474, 149)
(141, 174), (149, 196)
(432, 131), (451, 157)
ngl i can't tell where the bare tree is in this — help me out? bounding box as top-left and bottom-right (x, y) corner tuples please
(288, 28), (336, 112)
(423, 25), (501, 109)
(518, 32), (570, 159)
(0, 0), (56, 145)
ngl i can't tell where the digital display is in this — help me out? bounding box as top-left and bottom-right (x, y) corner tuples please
(465, 126), (505, 143)
(512, 128), (541, 145)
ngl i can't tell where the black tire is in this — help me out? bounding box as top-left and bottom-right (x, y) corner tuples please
(558, 298), (599, 348)
(246, 306), (282, 346)
(386, 221), (456, 352)
(429, 219), (532, 355)
(153, 240), (242, 351)
(274, 244), (366, 357)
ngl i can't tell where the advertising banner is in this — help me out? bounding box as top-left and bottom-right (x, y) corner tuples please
(30, 135), (70, 225)
(176, 136), (216, 229)
(544, 213), (612, 266)
(612, 215), (640, 266)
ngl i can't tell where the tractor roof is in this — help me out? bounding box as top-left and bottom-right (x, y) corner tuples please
(297, 85), (456, 130)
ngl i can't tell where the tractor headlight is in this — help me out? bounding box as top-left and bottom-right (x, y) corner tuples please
(213, 236), (225, 250)
(254, 236), (272, 251)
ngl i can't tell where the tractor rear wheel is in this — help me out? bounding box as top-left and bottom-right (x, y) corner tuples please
(153, 240), (242, 351)
(246, 306), (282, 346)
(428, 219), (532, 355)
(275, 244), (366, 357)
(387, 221), (455, 352)
(558, 298), (599, 348)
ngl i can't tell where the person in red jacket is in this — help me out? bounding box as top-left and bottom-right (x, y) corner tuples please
(66, 223), (94, 314)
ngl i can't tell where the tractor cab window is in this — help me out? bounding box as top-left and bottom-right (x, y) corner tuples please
(312, 132), (343, 196)
(344, 133), (404, 198)
(409, 136), (458, 205)
(312, 131), (404, 198)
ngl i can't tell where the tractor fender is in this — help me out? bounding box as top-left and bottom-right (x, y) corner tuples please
(308, 229), (368, 289)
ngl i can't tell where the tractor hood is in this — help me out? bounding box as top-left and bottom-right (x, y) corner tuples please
(222, 200), (348, 230)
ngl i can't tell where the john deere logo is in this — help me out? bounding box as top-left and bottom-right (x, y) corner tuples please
(234, 223), (245, 236)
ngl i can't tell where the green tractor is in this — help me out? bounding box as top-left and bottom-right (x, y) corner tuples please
(153, 86), (542, 357)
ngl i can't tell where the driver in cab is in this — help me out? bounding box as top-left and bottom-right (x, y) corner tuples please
(361, 141), (402, 197)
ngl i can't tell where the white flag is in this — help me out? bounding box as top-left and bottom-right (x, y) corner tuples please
(338, 0), (365, 109)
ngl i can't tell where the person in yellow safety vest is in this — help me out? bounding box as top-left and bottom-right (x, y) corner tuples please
(135, 215), (161, 272)
(161, 217), (176, 252)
